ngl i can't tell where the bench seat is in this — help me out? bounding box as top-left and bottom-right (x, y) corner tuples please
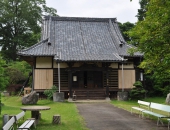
(15, 111), (36, 130)
(131, 107), (146, 112)
(17, 119), (36, 130)
(131, 100), (150, 117)
(142, 110), (166, 118)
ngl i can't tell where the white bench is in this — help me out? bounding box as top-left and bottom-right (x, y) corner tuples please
(2, 116), (15, 130)
(15, 111), (36, 130)
(142, 102), (170, 126)
(131, 100), (150, 117)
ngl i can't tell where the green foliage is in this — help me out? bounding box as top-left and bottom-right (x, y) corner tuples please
(118, 22), (135, 43)
(136, 0), (149, 21)
(0, 0), (57, 61)
(0, 91), (2, 115)
(0, 55), (9, 90)
(5, 61), (31, 84)
(133, 81), (143, 88)
(128, 0), (170, 95)
(129, 81), (146, 100)
(44, 85), (58, 100)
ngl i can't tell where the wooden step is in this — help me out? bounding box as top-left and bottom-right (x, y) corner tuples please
(73, 90), (106, 100)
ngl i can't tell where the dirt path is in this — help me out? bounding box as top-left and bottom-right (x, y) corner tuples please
(76, 103), (167, 130)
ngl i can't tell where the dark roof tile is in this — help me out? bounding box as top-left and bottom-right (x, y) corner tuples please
(18, 16), (143, 61)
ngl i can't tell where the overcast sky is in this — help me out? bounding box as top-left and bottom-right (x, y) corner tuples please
(46, 0), (140, 23)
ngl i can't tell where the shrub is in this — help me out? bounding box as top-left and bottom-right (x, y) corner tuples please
(129, 81), (146, 100)
(44, 85), (58, 100)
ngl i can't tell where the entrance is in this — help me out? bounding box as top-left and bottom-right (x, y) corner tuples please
(72, 71), (102, 89)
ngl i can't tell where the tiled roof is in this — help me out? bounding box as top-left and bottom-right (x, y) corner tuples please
(18, 16), (143, 62)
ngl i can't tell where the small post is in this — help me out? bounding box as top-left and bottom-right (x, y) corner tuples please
(3, 114), (9, 126)
(52, 114), (61, 124)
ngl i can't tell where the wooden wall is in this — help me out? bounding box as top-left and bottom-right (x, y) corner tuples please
(118, 70), (135, 89)
(103, 69), (118, 88)
(53, 69), (68, 89)
(53, 62), (68, 68)
(36, 57), (52, 68)
(34, 69), (53, 89)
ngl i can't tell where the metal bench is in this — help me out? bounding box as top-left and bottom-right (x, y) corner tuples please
(15, 111), (36, 130)
(131, 100), (150, 117)
(142, 102), (170, 126)
(2, 116), (15, 130)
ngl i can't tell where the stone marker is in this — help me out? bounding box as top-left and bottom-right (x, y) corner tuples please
(166, 93), (170, 104)
(22, 91), (38, 105)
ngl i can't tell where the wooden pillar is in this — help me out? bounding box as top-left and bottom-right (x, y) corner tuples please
(69, 71), (72, 98)
(106, 70), (109, 97)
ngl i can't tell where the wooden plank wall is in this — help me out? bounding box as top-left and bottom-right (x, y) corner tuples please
(103, 69), (118, 88)
(34, 69), (53, 89)
(53, 69), (68, 89)
(118, 70), (135, 89)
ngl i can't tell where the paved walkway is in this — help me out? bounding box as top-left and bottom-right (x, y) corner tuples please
(76, 102), (167, 130)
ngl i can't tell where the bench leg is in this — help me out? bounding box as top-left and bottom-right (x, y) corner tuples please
(131, 108), (133, 114)
(168, 121), (170, 130)
(157, 117), (163, 126)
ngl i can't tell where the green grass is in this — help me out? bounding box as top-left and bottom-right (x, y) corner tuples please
(1, 96), (168, 129)
(1, 96), (89, 130)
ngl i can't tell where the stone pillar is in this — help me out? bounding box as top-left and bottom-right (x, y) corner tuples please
(117, 91), (128, 101)
(3, 114), (9, 126)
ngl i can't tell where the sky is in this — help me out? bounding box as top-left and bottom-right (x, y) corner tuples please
(46, 0), (140, 23)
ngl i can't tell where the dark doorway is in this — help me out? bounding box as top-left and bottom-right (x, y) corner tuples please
(72, 71), (103, 89)
(84, 71), (87, 88)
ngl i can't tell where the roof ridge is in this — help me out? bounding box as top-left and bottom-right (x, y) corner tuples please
(44, 16), (117, 22)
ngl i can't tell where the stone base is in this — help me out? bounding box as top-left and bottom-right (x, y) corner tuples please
(105, 97), (111, 101)
(117, 91), (128, 101)
(53, 92), (64, 102)
(68, 98), (73, 102)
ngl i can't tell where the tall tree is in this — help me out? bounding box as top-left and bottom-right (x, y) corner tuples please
(118, 22), (135, 43)
(128, 0), (170, 94)
(0, 0), (57, 61)
(136, 0), (149, 21)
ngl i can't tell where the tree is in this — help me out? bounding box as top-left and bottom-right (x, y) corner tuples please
(0, 55), (9, 90)
(0, 0), (57, 61)
(118, 22), (135, 43)
(136, 0), (149, 21)
(128, 0), (170, 95)
(5, 61), (31, 85)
